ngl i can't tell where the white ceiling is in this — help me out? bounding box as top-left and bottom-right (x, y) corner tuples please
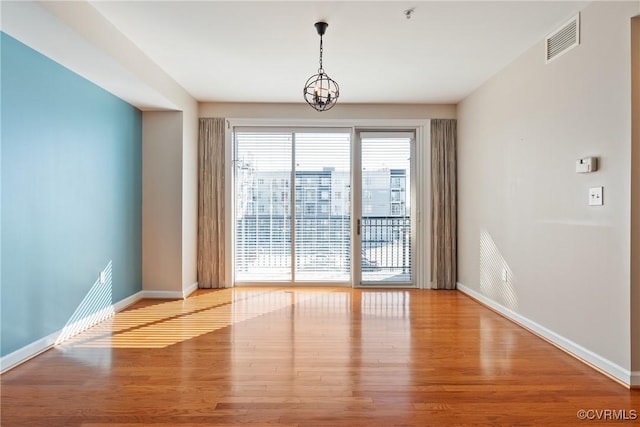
(87, 1), (588, 104)
(2, 1), (589, 106)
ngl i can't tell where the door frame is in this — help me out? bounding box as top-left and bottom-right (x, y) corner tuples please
(353, 129), (418, 288)
(224, 118), (431, 289)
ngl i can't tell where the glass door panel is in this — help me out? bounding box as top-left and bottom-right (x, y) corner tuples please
(294, 133), (351, 281)
(234, 129), (351, 284)
(234, 132), (292, 281)
(359, 132), (413, 285)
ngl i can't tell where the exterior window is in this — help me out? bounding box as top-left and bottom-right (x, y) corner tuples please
(305, 188), (316, 200)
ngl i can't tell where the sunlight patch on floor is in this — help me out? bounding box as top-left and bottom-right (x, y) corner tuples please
(63, 288), (332, 349)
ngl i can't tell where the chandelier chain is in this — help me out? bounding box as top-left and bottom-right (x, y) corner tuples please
(319, 35), (324, 72)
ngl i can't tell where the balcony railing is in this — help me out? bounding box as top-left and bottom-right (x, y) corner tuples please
(234, 215), (411, 282)
(361, 216), (411, 282)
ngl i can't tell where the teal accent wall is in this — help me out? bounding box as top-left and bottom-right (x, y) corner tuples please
(1, 32), (142, 357)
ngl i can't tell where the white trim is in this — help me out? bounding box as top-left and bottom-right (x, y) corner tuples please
(234, 281), (352, 288)
(0, 290), (144, 374)
(351, 127), (361, 288)
(360, 131), (416, 140)
(1, 332), (59, 375)
(142, 290), (184, 299)
(227, 118), (431, 129)
(355, 283), (418, 289)
(415, 123), (431, 289)
(183, 281), (198, 298)
(112, 291), (143, 312)
(457, 282), (633, 388)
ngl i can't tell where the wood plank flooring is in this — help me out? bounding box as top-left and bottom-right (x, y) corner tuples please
(1, 287), (639, 426)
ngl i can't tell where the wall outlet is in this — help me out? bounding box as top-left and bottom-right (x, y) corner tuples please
(589, 186), (603, 206)
(501, 268), (508, 282)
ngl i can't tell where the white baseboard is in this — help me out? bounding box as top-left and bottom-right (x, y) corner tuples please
(457, 282), (633, 388)
(0, 332), (59, 375)
(1, 290), (144, 374)
(183, 281), (198, 298)
(113, 291), (144, 311)
(141, 282), (198, 300)
(141, 290), (185, 299)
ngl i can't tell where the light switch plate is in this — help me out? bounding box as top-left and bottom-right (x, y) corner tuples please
(589, 186), (603, 206)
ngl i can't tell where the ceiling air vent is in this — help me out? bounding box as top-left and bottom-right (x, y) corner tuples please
(545, 14), (580, 63)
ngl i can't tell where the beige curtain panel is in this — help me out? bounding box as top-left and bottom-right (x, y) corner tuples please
(431, 119), (457, 290)
(198, 118), (226, 288)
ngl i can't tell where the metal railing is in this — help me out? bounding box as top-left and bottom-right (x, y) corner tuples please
(361, 216), (411, 276)
(234, 215), (411, 279)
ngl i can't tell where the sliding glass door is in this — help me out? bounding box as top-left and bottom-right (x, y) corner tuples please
(356, 131), (414, 286)
(234, 127), (416, 287)
(234, 129), (351, 284)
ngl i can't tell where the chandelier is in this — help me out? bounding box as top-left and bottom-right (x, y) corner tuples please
(303, 22), (340, 112)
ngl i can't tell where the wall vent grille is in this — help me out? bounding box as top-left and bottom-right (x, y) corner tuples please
(545, 14), (580, 63)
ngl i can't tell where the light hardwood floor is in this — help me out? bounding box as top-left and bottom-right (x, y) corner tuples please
(1, 287), (639, 426)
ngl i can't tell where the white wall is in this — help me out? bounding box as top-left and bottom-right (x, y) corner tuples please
(458, 1), (639, 379)
(142, 112), (183, 292)
(631, 16), (640, 376)
(199, 102), (456, 120)
(182, 104), (199, 292)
